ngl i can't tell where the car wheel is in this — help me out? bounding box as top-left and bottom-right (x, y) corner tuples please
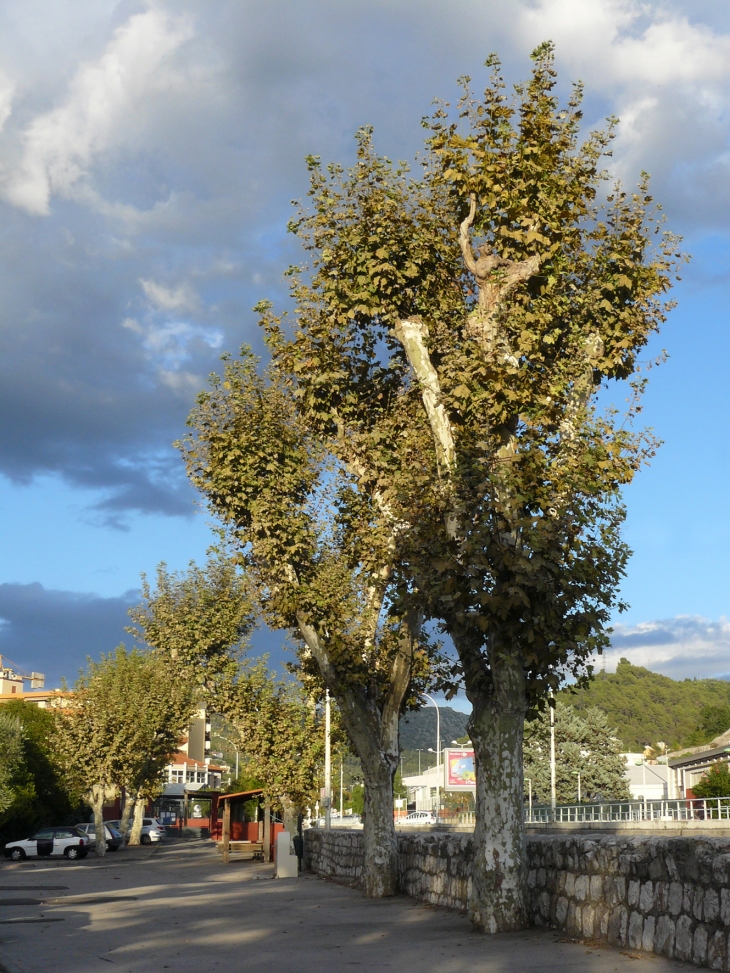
(65, 846), (80, 860)
(141, 834), (151, 845)
(9, 848), (25, 861)
(108, 845), (119, 852)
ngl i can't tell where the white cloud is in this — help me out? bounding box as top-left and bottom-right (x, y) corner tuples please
(140, 279), (200, 313)
(2, 8), (193, 215)
(599, 616), (730, 681)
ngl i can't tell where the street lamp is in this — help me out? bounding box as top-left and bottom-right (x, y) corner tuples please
(217, 734), (240, 782)
(525, 777), (533, 819)
(422, 692), (441, 811)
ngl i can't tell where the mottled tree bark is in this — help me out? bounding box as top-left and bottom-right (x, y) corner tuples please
(90, 785), (107, 858)
(128, 790), (145, 846)
(461, 640), (528, 932)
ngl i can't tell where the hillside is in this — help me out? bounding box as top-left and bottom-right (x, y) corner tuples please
(562, 659), (730, 751)
(399, 706), (469, 750)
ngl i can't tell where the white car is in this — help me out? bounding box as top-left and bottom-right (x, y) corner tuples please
(75, 822), (124, 851)
(106, 817), (166, 844)
(4, 826), (89, 861)
(402, 810), (438, 825)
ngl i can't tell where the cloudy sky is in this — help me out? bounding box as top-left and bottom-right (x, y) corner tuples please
(1, 0), (730, 688)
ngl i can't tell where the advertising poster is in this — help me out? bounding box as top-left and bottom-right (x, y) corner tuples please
(444, 748), (476, 791)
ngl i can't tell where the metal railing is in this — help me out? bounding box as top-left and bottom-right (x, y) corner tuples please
(525, 797), (730, 823)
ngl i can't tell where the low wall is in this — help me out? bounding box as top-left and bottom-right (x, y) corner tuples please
(303, 829), (730, 969)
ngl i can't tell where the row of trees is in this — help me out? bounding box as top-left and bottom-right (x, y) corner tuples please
(177, 43), (681, 930)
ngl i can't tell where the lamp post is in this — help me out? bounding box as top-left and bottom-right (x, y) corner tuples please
(217, 734), (240, 782)
(658, 741), (670, 799)
(416, 749), (425, 775)
(422, 692), (441, 812)
(324, 690), (331, 831)
(525, 777), (533, 820)
(549, 692), (557, 819)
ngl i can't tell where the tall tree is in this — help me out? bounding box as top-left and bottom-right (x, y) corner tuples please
(182, 46), (679, 920)
(180, 357), (441, 896)
(54, 647), (196, 855)
(222, 661), (332, 834)
(127, 556), (256, 705)
(0, 713), (25, 815)
(523, 702), (630, 804)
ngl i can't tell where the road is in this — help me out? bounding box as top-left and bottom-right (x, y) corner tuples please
(0, 839), (691, 973)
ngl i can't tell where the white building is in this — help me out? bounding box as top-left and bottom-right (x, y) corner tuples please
(402, 764), (443, 811)
(622, 753), (668, 800)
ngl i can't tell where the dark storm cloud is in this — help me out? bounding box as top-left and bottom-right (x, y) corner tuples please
(0, 582), (137, 686)
(0, 0), (729, 521)
(0, 581), (290, 687)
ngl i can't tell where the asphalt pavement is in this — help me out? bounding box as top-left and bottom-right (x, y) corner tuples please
(0, 839), (693, 973)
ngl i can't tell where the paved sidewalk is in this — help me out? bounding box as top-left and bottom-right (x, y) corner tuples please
(0, 841), (691, 973)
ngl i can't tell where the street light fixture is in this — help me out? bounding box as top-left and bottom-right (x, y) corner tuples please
(216, 734), (240, 782)
(422, 692), (441, 812)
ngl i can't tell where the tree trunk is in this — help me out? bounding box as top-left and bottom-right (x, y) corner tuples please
(90, 785), (106, 858)
(359, 748), (399, 897)
(281, 798), (299, 837)
(128, 791), (145, 846)
(465, 646), (528, 933)
(119, 791), (135, 846)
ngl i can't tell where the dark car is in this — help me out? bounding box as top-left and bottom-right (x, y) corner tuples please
(75, 822), (124, 852)
(4, 826), (89, 861)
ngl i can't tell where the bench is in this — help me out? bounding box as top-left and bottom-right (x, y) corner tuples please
(215, 841), (264, 859)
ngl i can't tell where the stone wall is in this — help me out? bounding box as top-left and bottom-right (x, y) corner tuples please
(303, 829), (730, 969)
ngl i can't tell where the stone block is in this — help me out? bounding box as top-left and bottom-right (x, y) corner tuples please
(567, 901), (578, 936)
(649, 857), (665, 881)
(642, 914), (656, 953)
(655, 914), (676, 958)
(707, 930), (726, 971)
(589, 875), (603, 902)
(582, 905), (595, 939)
(675, 914), (694, 962)
(527, 869), (536, 889)
(694, 884), (705, 921)
(574, 874), (589, 902)
(639, 881), (654, 914)
(565, 872), (575, 898)
(693, 924), (709, 966)
(628, 911), (644, 949)
(628, 879), (640, 907)
(555, 896), (569, 927)
(722, 888), (730, 926)
(705, 887), (720, 924)
(669, 881), (684, 916)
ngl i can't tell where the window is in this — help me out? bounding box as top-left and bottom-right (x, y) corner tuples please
(186, 770), (196, 782)
(32, 829), (55, 840)
(54, 829), (75, 838)
(171, 770), (183, 782)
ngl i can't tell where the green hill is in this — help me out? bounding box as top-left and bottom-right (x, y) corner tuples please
(562, 659), (730, 751)
(399, 706), (469, 751)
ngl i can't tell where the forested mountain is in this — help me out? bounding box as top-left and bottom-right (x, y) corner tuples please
(399, 706), (469, 750)
(562, 659), (730, 751)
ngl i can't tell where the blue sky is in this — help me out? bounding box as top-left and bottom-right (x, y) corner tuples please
(1, 0), (730, 690)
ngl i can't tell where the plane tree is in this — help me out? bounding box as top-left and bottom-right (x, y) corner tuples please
(180, 351), (440, 897)
(185, 44), (681, 928)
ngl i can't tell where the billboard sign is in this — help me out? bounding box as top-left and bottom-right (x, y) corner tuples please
(444, 748), (476, 791)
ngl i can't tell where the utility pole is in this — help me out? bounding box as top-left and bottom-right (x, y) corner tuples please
(416, 749), (424, 775)
(340, 755), (344, 820)
(549, 694), (556, 819)
(324, 690), (332, 830)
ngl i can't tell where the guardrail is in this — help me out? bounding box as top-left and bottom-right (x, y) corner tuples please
(525, 796), (730, 823)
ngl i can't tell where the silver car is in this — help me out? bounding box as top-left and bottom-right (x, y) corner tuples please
(106, 817), (166, 844)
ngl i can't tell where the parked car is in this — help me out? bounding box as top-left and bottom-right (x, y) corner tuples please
(106, 817), (166, 844)
(402, 810), (438, 825)
(75, 822), (124, 852)
(4, 826), (89, 861)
